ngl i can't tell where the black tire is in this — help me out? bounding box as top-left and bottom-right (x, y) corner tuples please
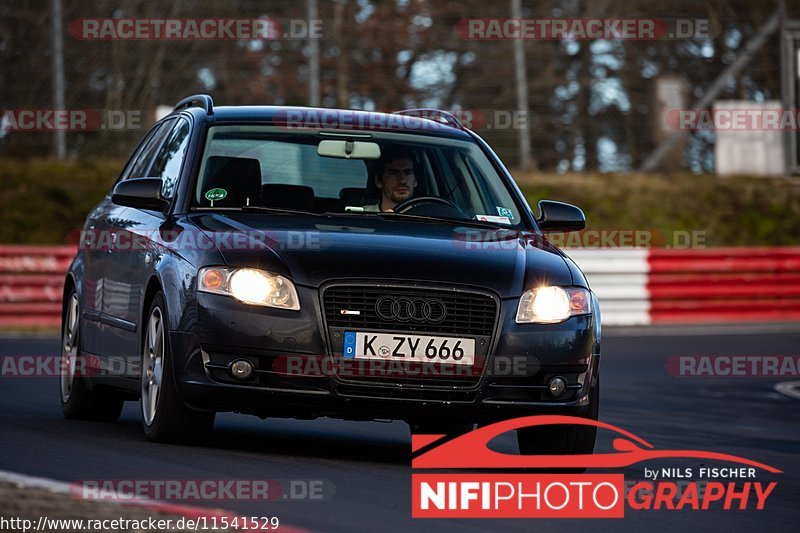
(141, 292), (215, 444)
(60, 289), (124, 422)
(516, 376), (600, 458)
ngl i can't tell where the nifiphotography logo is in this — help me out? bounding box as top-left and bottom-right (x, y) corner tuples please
(411, 416), (781, 518)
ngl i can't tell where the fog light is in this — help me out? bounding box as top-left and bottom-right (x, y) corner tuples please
(548, 376), (567, 397)
(230, 359), (254, 380)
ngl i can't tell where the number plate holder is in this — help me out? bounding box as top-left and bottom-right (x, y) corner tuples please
(343, 331), (476, 366)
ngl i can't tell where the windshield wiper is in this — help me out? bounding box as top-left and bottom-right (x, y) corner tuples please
(361, 210), (516, 230)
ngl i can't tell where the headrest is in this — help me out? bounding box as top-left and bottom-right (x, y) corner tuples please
(339, 187), (366, 207)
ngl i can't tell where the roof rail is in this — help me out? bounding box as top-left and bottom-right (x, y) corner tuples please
(393, 108), (463, 129)
(174, 94), (214, 115)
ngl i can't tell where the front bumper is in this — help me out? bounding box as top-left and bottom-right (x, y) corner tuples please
(170, 286), (600, 424)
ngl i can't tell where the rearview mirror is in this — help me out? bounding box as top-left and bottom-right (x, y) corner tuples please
(536, 200), (586, 232)
(317, 140), (381, 160)
(111, 178), (169, 212)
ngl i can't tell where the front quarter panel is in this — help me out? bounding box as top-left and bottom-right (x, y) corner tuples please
(559, 250), (589, 288)
(147, 217), (226, 333)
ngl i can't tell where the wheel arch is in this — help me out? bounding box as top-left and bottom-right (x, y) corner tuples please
(62, 274), (76, 311)
(62, 252), (84, 327)
(141, 276), (164, 335)
(61, 272), (78, 332)
(140, 268), (186, 363)
(140, 274), (167, 347)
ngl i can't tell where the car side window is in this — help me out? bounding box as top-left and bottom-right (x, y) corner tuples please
(117, 126), (160, 184)
(124, 119), (175, 181)
(149, 118), (191, 199)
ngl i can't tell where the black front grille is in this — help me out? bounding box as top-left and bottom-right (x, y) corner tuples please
(322, 285), (497, 337)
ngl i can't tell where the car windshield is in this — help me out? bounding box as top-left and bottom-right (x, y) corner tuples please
(192, 125), (526, 227)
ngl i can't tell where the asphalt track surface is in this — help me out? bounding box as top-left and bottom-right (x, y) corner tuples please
(1, 327), (799, 532)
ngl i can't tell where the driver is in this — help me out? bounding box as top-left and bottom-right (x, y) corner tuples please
(364, 149), (417, 212)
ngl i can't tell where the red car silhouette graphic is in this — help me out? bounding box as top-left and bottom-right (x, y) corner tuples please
(412, 415), (782, 473)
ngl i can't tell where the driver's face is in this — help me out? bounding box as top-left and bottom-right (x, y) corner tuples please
(376, 158), (416, 208)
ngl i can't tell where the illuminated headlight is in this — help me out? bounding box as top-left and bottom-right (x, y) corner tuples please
(198, 267), (300, 310)
(515, 286), (591, 324)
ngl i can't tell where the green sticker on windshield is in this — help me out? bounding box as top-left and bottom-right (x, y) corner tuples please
(205, 188), (227, 202)
(496, 206), (514, 219)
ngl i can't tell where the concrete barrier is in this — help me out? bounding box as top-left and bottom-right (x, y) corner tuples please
(566, 247), (800, 325)
(0, 246), (74, 328)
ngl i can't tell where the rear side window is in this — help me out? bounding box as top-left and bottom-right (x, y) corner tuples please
(149, 118), (191, 198)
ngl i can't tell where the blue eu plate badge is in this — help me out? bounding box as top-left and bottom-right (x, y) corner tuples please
(343, 331), (356, 359)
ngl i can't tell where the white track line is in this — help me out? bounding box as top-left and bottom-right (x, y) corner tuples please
(775, 381), (800, 401)
(0, 468), (72, 494)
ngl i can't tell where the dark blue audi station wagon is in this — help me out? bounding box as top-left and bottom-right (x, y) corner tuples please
(60, 95), (600, 454)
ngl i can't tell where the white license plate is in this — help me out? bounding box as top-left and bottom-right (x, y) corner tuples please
(343, 331), (475, 365)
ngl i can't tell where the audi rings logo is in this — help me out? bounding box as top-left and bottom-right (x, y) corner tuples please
(375, 297), (447, 323)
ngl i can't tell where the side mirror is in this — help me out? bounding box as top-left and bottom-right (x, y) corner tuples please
(536, 200), (586, 232)
(111, 178), (169, 212)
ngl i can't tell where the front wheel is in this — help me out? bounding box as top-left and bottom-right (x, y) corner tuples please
(141, 292), (215, 444)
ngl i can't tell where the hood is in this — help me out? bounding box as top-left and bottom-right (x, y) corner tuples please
(188, 212), (572, 298)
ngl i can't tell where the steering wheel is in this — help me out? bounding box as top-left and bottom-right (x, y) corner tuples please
(392, 196), (461, 214)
